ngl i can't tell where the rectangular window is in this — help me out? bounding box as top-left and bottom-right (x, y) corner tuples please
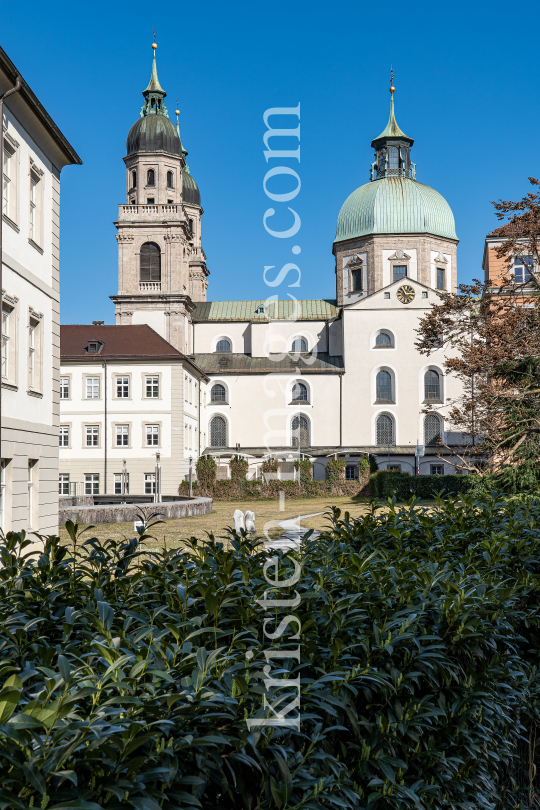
(388, 464), (402, 471)
(145, 376), (159, 398)
(2, 149), (10, 216)
(29, 177), (36, 241)
(345, 465), (357, 480)
(144, 473), (156, 494)
(514, 256), (533, 284)
(185, 375), (188, 401)
(0, 459), (7, 529)
(430, 464), (444, 475)
(59, 426), (69, 447)
(116, 377), (129, 398)
(116, 425), (129, 446)
(86, 377), (100, 398)
(436, 267), (445, 290)
(27, 460), (36, 527)
(60, 377), (70, 399)
(85, 473), (99, 495)
(114, 472), (129, 495)
(2, 309), (9, 379)
(393, 265), (407, 283)
(146, 424), (159, 446)
(86, 426), (99, 447)
(59, 473), (70, 495)
(28, 321), (36, 388)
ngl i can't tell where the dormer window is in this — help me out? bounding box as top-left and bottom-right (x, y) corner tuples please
(256, 304), (266, 314)
(87, 339), (103, 355)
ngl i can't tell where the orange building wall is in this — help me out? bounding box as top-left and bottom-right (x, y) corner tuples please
(485, 246), (509, 286)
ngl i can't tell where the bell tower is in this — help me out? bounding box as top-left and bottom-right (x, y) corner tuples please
(111, 41), (208, 353)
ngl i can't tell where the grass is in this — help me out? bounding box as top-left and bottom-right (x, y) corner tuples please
(58, 496), (372, 548)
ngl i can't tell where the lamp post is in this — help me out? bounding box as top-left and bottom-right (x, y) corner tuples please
(189, 456), (193, 497)
(155, 452), (161, 503)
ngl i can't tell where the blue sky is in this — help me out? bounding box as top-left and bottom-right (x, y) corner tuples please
(3, 0), (539, 322)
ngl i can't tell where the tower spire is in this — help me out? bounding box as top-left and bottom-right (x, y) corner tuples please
(141, 39), (168, 118)
(373, 70), (409, 142)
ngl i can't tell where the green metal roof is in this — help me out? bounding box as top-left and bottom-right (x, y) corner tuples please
(194, 352), (343, 373)
(335, 177), (457, 242)
(192, 299), (340, 322)
(371, 94), (411, 145)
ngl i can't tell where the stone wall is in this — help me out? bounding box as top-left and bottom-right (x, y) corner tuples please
(59, 495), (212, 526)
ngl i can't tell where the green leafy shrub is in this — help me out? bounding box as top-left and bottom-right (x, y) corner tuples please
(230, 455), (249, 483)
(261, 458), (279, 474)
(325, 456), (346, 483)
(195, 455), (216, 489)
(368, 453), (379, 473)
(1, 495), (540, 807)
(370, 469), (476, 499)
(294, 457), (313, 486)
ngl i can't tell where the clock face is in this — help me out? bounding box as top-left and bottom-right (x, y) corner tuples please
(396, 284), (415, 304)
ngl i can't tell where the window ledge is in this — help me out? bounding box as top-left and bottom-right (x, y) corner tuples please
(423, 398), (443, 405)
(372, 345), (394, 349)
(28, 238), (44, 255)
(2, 213), (19, 233)
(375, 399), (395, 404)
(27, 389), (43, 398)
(2, 380), (18, 391)
(289, 400), (310, 405)
(210, 401), (229, 406)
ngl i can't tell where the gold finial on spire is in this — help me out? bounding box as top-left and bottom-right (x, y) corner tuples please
(152, 28), (157, 49)
(390, 67), (395, 95)
(175, 97), (180, 117)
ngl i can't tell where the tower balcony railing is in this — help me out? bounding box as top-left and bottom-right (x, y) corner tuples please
(118, 204), (181, 221)
(370, 164), (417, 181)
(139, 282), (162, 291)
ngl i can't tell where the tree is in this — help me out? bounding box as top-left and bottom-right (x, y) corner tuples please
(415, 180), (540, 481)
(491, 176), (540, 282)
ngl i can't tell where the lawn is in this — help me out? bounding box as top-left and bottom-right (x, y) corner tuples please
(58, 496), (372, 547)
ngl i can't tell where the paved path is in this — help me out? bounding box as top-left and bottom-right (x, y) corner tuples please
(264, 512), (324, 551)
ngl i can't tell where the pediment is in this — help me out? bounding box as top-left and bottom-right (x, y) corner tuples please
(388, 249), (411, 261)
(434, 252), (448, 264)
(345, 277), (439, 310)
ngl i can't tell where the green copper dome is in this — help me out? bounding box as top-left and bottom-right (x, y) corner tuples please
(335, 177), (457, 242)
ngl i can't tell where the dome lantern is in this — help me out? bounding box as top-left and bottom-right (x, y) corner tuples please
(370, 73), (416, 182)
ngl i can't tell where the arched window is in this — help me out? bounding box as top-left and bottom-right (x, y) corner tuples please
(210, 415), (227, 447)
(211, 383), (227, 402)
(424, 370), (441, 401)
(140, 242), (161, 282)
(376, 414), (395, 446)
(147, 169), (155, 186)
(216, 339), (231, 352)
(375, 331), (393, 347)
(167, 171), (173, 188)
(291, 337), (307, 352)
(424, 413), (442, 446)
(351, 268), (363, 292)
(291, 414), (310, 447)
(189, 219), (194, 235)
(131, 170), (137, 189)
(292, 382), (308, 402)
(388, 146), (399, 169)
(376, 370), (393, 402)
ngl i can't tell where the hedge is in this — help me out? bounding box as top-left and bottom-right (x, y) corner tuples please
(369, 470), (476, 499)
(180, 477), (369, 500)
(1, 494), (540, 807)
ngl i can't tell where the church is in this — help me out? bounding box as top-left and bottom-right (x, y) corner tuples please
(59, 46), (466, 494)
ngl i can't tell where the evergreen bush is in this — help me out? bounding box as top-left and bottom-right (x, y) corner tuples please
(370, 470), (475, 499)
(325, 456), (346, 484)
(1, 494), (540, 807)
(229, 455), (249, 484)
(195, 455), (216, 490)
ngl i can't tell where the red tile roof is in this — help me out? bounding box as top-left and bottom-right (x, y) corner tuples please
(60, 324), (183, 360)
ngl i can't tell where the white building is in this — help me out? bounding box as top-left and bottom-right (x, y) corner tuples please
(1, 46), (81, 532)
(59, 324), (207, 497)
(59, 48), (466, 495)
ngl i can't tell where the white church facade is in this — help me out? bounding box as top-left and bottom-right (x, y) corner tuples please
(60, 48), (465, 493)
